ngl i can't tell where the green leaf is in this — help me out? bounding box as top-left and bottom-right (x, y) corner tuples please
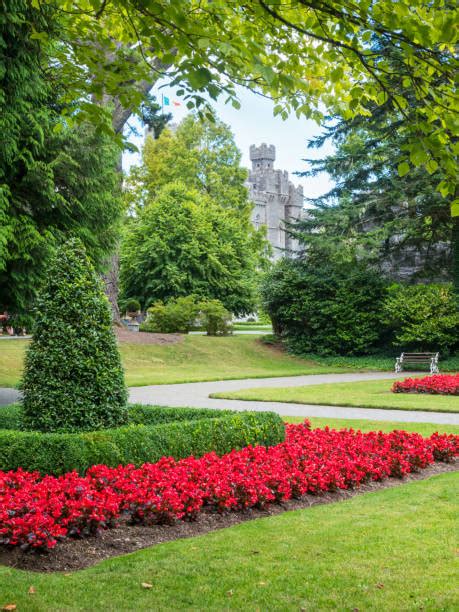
(425, 159), (438, 175)
(409, 148), (428, 166)
(330, 67), (344, 83)
(187, 68), (213, 90)
(397, 162), (410, 177)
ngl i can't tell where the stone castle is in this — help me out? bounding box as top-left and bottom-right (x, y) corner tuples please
(247, 144), (303, 259)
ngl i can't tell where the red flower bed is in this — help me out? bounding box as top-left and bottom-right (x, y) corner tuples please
(1, 423), (457, 550)
(392, 373), (459, 395)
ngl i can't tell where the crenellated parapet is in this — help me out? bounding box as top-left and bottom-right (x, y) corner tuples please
(247, 144), (304, 259)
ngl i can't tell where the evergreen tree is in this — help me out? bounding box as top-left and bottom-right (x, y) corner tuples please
(139, 94), (172, 139)
(0, 3), (124, 315)
(22, 239), (128, 433)
(295, 109), (452, 281)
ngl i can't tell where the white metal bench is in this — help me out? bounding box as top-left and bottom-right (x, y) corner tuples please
(395, 352), (440, 374)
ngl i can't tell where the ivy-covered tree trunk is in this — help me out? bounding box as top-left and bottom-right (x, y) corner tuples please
(453, 215), (459, 310)
(102, 250), (122, 324)
(99, 78), (161, 322)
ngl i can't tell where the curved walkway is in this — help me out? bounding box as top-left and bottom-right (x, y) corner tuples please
(129, 372), (459, 425)
(2, 372), (457, 424)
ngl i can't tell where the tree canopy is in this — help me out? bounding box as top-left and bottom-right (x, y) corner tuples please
(128, 115), (250, 213)
(2, 0), (458, 311)
(31, 1), (458, 200)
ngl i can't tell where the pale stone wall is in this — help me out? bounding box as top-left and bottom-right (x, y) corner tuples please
(247, 144), (303, 260)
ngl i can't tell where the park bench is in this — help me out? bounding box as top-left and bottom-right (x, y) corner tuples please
(395, 352), (439, 374)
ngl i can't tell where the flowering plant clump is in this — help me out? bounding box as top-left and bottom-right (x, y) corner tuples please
(392, 374), (459, 395)
(0, 423), (457, 550)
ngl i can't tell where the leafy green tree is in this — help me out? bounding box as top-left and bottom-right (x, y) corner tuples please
(120, 182), (264, 314)
(39, 2), (457, 198)
(382, 284), (458, 353)
(4, 2), (458, 310)
(129, 115), (250, 214)
(22, 239), (128, 433)
(0, 121), (124, 314)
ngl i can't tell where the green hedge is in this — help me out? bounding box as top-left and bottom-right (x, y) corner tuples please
(0, 404), (22, 430)
(0, 405), (284, 475)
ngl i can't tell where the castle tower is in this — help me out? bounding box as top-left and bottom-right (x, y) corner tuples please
(250, 144), (276, 171)
(247, 144), (303, 259)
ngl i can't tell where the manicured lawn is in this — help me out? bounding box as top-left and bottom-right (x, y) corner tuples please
(0, 472), (457, 610)
(232, 324), (273, 331)
(212, 379), (459, 413)
(0, 341), (25, 388)
(286, 416), (459, 436)
(0, 336), (342, 388)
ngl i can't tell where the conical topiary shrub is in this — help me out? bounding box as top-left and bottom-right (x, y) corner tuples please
(22, 239), (128, 432)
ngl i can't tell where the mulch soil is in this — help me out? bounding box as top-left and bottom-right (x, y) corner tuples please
(1, 461), (456, 573)
(115, 328), (183, 345)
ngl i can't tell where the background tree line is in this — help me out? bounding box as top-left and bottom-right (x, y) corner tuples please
(1, 0), (457, 324)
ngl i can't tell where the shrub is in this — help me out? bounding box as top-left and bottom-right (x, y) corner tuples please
(0, 405), (284, 475)
(21, 239), (128, 433)
(140, 296), (200, 333)
(6, 312), (34, 335)
(261, 258), (387, 355)
(1, 423), (457, 550)
(141, 296), (232, 335)
(392, 374), (459, 395)
(123, 298), (141, 314)
(0, 404), (22, 430)
(383, 283), (459, 353)
(197, 299), (232, 335)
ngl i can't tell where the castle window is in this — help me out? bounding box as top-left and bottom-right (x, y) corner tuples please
(254, 214), (261, 229)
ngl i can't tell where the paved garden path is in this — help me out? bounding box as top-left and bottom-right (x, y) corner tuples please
(129, 372), (459, 425)
(1, 371), (457, 424)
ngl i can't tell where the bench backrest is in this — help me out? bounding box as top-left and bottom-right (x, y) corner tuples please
(401, 352), (439, 361)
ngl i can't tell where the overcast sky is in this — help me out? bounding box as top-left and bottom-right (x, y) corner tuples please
(123, 85), (334, 201)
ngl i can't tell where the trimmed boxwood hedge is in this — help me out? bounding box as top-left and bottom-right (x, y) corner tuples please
(0, 404), (284, 475)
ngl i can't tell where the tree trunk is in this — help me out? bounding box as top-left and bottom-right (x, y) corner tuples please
(101, 72), (163, 322)
(453, 214), (459, 310)
(102, 250), (122, 324)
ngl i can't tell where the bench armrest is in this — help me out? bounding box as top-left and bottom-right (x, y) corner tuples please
(430, 355), (440, 374)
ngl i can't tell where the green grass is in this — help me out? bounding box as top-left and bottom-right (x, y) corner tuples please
(293, 351), (459, 372)
(0, 336), (357, 388)
(212, 378), (459, 413)
(232, 324), (272, 331)
(0, 472), (457, 610)
(285, 416), (459, 436)
(2, 336), (457, 389)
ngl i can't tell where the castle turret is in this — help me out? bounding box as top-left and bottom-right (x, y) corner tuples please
(247, 144), (303, 260)
(250, 143), (276, 171)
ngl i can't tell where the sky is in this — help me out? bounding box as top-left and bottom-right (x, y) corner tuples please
(122, 85), (335, 201)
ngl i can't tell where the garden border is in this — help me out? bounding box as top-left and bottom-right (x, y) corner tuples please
(0, 405), (284, 475)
